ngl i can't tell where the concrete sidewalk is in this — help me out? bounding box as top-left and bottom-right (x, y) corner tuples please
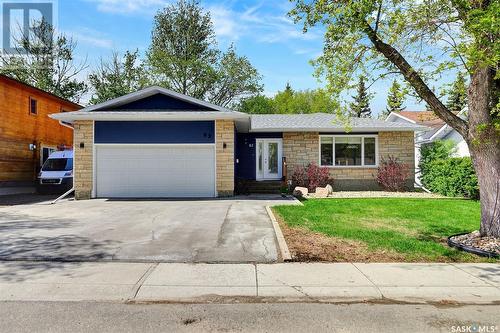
(0, 261), (498, 304)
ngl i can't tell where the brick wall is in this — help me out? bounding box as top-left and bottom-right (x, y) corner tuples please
(216, 120), (235, 196)
(283, 131), (415, 190)
(73, 120), (93, 200)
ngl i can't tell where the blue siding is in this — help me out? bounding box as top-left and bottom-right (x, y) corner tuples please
(94, 121), (215, 144)
(106, 94), (215, 111)
(235, 133), (283, 180)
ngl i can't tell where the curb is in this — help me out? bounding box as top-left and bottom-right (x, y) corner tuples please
(266, 206), (292, 262)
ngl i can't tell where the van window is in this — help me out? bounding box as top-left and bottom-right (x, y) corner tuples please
(42, 158), (73, 171)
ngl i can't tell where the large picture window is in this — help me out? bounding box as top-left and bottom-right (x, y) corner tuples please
(320, 135), (378, 167)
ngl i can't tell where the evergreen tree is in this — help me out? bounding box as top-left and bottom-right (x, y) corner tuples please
(349, 76), (372, 118)
(382, 79), (406, 118)
(446, 72), (468, 112)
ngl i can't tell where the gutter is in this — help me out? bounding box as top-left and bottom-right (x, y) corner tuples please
(50, 112), (250, 123)
(59, 120), (74, 130)
(249, 127), (429, 133)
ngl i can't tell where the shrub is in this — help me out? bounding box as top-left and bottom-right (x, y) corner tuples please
(307, 163), (331, 191)
(377, 156), (410, 191)
(419, 140), (456, 175)
(291, 163), (332, 192)
(421, 157), (479, 199)
(291, 165), (307, 189)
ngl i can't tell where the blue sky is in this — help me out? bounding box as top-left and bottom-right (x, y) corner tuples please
(56, 0), (424, 113)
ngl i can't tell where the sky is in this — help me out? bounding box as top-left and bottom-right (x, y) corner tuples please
(37, 0), (425, 113)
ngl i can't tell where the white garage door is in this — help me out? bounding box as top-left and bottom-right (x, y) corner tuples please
(95, 145), (216, 198)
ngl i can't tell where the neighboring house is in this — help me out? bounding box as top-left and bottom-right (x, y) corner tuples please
(51, 87), (425, 199)
(0, 74), (81, 189)
(386, 110), (469, 184)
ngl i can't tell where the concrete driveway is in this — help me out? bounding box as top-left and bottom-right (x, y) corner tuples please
(0, 195), (295, 263)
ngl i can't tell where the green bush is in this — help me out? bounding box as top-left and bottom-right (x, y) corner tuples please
(419, 140), (456, 175)
(421, 157), (479, 199)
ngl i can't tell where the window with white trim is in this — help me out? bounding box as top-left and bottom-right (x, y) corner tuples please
(320, 135), (378, 167)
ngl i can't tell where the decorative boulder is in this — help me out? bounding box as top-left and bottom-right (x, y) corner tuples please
(315, 187), (329, 198)
(293, 186), (309, 197)
(325, 184), (333, 195)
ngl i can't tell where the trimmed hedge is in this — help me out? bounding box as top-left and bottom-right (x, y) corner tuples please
(421, 157), (479, 199)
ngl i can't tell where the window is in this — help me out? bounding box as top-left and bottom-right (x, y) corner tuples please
(335, 137), (362, 166)
(41, 147), (57, 166)
(320, 136), (333, 166)
(29, 97), (37, 115)
(320, 135), (378, 167)
(41, 158), (73, 172)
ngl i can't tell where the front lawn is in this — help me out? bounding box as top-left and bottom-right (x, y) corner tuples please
(273, 198), (497, 262)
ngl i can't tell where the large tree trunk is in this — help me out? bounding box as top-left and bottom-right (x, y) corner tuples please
(467, 66), (500, 238)
(363, 20), (500, 238)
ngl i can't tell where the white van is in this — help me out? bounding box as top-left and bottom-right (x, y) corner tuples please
(37, 150), (73, 194)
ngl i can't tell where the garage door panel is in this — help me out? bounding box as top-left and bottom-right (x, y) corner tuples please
(96, 145), (216, 198)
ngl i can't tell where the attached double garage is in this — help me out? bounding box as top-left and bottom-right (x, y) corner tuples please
(73, 119), (235, 199)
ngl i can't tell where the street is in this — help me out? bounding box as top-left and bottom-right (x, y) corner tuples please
(0, 301), (498, 332)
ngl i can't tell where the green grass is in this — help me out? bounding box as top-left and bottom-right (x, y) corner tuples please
(273, 198), (496, 262)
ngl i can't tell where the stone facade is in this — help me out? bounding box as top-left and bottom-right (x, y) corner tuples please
(283, 132), (319, 172)
(216, 119), (235, 196)
(283, 131), (415, 190)
(73, 120), (94, 200)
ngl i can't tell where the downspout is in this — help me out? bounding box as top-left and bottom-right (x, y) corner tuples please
(51, 187), (74, 204)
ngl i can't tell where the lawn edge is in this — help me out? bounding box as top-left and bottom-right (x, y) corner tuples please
(266, 206), (292, 262)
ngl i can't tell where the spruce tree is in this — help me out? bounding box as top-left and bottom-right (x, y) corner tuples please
(446, 72), (468, 112)
(383, 79), (406, 118)
(349, 76), (372, 118)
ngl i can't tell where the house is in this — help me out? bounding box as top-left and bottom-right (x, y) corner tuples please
(0, 74), (81, 191)
(50, 87), (425, 199)
(386, 110), (469, 184)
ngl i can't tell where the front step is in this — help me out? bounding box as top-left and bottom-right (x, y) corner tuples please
(236, 180), (283, 194)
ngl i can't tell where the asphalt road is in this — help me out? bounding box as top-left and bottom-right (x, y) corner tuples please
(0, 302), (498, 332)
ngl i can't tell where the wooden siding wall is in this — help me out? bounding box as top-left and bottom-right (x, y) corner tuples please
(0, 77), (78, 184)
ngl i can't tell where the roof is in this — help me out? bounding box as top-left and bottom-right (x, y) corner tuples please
(386, 110), (465, 141)
(50, 86), (249, 122)
(250, 113), (427, 132)
(0, 74), (82, 109)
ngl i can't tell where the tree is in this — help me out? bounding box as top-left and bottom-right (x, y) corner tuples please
(383, 79), (406, 118)
(349, 76), (372, 118)
(0, 19), (87, 103)
(238, 86), (338, 114)
(238, 95), (274, 114)
(209, 45), (263, 107)
(291, 0), (500, 237)
(147, 0), (262, 106)
(88, 50), (149, 104)
(273, 83), (296, 113)
(446, 72), (468, 112)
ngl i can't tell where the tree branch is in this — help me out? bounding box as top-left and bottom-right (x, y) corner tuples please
(363, 20), (469, 136)
(374, 0), (383, 33)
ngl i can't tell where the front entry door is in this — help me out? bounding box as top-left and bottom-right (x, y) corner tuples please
(256, 139), (283, 180)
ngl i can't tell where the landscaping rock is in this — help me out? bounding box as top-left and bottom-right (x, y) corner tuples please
(293, 187), (308, 197)
(325, 184), (333, 195)
(315, 187), (329, 198)
(450, 231), (500, 256)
